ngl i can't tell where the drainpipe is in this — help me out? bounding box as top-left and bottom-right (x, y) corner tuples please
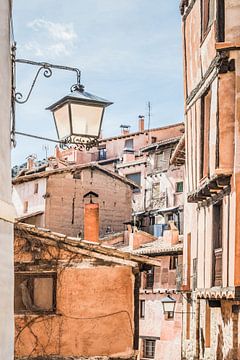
(133, 268), (140, 352)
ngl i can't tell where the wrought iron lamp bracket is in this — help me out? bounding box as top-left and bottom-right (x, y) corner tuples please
(10, 43), (100, 151)
(12, 44), (82, 104)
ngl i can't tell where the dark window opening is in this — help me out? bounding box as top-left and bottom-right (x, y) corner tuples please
(146, 267), (154, 289)
(212, 201), (223, 286)
(23, 201), (28, 213)
(34, 183), (38, 194)
(126, 172), (141, 193)
(200, 88), (211, 179)
(140, 300), (145, 319)
(15, 273), (56, 314)
(176, 181), (183, 193)
(98, 147), (107, 161)
(213, 201), (223, 249)
(169, 256), (178, 270)
(143, 339), (156, 359)
(151, 137), (157, 143)
(202, 0), (214, 39)
(216, 0), (225, 42)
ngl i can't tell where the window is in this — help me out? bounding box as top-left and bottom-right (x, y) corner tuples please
(15, 273), (56, 314)
(143, 339), (156, 359)
(169, 256), (178, 270)
(146, 267), (154, 289)
(202, 0), (214, 38)
(216, 0), (225, 42)
(126, 172), (141, 193)
(213, 201), (223, 249)
(176, 181), (183, 193)
(98, 147), (107, 161)
(124, 138), (133, 150)
(23, 201), (28, 213)
(155, 152), (167, 171)
(34, 183), (39, 194)
(200, 88), (211, 179)
(151, 137), (157, 143)
(140, 300), (145, 319)
(152, 183), (160, 199)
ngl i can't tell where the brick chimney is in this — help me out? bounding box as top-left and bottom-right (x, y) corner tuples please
(84, 202), (99, 242)
(54, 145), (61, 160)
(138, 115), (145, 132)
(26, 155), (35, 170)
(120, 125), (131, 135)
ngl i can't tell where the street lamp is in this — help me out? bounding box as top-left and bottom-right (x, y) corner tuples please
(161, 295), (176, 317)
(46, 84), (112, 150)
(12, 44), (112, 150)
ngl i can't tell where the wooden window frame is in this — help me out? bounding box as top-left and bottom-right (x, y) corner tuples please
(201, 0), (215, 41)
(23, 201), (28, 213)
(143, 339), (156, 359)
(169, 255), (178, 270)
(124, 138), (134, 150)
(34, 183), (39, 194)
(146, 267), (154, 289)
(140, 299), (145, 319)
(14, 272), (57, 314)
(176, 181), (183, 193)
(200, 88), (211, 180)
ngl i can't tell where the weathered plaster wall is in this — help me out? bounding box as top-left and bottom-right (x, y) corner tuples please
(225, 0), (240, 42)
(182, 298), (240, 360)
(14, 235), (135, 359)
(139, 293), (182, 360)
(13, 178), (47, 218)
(44, 168), (132, 237)
(0, 0), (14, 358)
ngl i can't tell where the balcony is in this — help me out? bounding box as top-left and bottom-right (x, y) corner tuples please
(187, 174), (231, 204)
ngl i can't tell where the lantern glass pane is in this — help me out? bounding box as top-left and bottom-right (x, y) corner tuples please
(163, 301), (175, 313)
(54, 104), (70, 139)
(71, 103), (103, 137)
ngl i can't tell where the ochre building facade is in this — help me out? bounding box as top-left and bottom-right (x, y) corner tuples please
(180, 0), (240, 359)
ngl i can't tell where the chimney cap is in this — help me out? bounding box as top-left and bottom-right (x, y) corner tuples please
(138, 115), (144, 118)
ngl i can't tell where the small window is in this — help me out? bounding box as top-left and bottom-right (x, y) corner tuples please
(98, 147), (107, 161)
(202, 0), (214, 38)
(169, 256), (178, 270)
(15, 273), (56, 314)
(140, 300), (145, 319)
(155, 152), (167, 170)
(124, 138), (133, 150)
(151, 137), (157, 143)
(176, 181), (183, 193)
(152, 183), (160, 199)
(23, 201), (28, 213)
(143, 339), (156, 359)
(146, 267), (154, 289)
(126, 172), (141, 193)
(34, 183), (39, 194)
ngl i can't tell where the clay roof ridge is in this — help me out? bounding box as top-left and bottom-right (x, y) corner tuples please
(99, 122), (184, 142)
(140, 136), (182, 152)
(12, 161), (139, 189)
(15, 222), (160, 267)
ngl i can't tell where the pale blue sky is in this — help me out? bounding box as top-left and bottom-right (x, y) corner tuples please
(12, 0), (183, 165)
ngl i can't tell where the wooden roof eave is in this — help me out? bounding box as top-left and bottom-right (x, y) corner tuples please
(15, 223), (160, 268)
